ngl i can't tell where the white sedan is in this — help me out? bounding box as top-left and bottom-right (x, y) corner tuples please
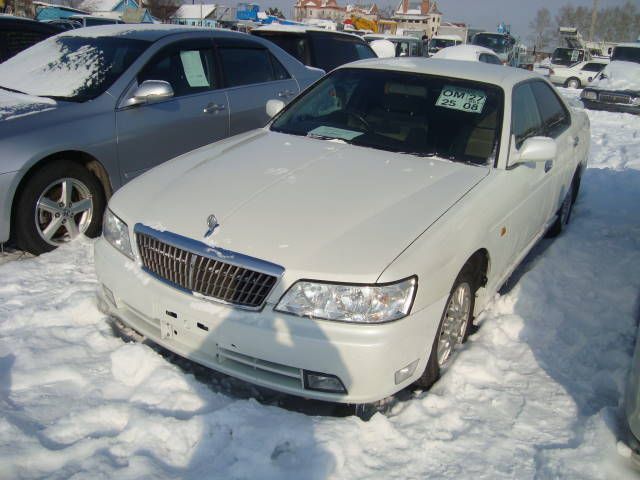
(95, 58), (590, 405)
(547, 58), (609, 89)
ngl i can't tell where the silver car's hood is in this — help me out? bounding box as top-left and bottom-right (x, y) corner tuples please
(112, 130), (489, 282)
(0, 90), (60, 122)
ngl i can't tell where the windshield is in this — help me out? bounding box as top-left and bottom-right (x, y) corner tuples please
(472, 34), (510, 54)
(551, 47), (585, 66)
(0, 36), (149, 102)
(611, 46), (640, 64)
(271, 68), (503, 165)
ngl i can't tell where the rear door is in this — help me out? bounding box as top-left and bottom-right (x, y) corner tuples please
(116, 38), (229, 180)
(216, 38), (300, 136)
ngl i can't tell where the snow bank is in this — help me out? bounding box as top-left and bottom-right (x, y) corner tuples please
(0, 107), (640, 478)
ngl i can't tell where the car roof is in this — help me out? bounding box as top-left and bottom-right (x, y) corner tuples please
(338, 57), (534, 88)
(56, 24), (250, 42)
(253, 24), (361, 38)
(365, 34), (420, 42)
(432, 44), (496, 60)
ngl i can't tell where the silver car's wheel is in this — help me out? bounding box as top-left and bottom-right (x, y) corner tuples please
(35, 178), (94, 246)
(436, 282), (472, 367)
(14, 160), (106, 255)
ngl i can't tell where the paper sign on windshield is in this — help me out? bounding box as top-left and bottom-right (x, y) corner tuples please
(436, 85), (487, 114)
(180, 50), (209, 88)
(309, 126), (363, 141)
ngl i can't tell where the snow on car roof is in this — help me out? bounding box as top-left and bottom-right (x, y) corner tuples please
(343, 56), (531, 87)
(56, 24), (239, 41)
(432, 44), (497, 61)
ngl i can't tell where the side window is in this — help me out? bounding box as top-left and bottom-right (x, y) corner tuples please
(270, 54), (291, 81)
(512, 83), (542, 149)
(582, 62), (605, 72)
(219, 47), (278, 87)
(530, 81), (570, 138)
(138, 44), (216, 97)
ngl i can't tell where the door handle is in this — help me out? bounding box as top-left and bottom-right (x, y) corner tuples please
(573, 136), (580, 148)
(203, 103), (226, 113)
(277, 90), (294, 98)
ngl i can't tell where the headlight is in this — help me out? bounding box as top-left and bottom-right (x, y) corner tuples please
(631, 96), (640, 106)
(275, 276), (417, 323)
(581, 90), (598, 101)
(103, 208), (133, 259)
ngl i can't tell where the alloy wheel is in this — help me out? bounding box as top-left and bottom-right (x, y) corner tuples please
(437, 282), (472, 367)
(35, 178), (93, 246)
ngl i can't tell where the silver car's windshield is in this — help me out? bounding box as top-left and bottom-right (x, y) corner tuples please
(0, 36), (150, 102)
(270, 68), (503, 165)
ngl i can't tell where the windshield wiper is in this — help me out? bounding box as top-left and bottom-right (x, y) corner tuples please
(0, 85), (27, 95)
(306, 132), (353, 143)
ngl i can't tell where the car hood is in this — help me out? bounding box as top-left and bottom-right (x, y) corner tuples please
(111, 130), (489, 282)
(589, 61), (640, 91)
(0, 90), (60, 121)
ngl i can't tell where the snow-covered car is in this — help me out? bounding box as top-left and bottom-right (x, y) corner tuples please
(431, 44), (502, 65)
(546, 59), (609, 89)
(0, 25), (322, 255)
(581, 44), (640, 114)
(95, 58), (590, 405)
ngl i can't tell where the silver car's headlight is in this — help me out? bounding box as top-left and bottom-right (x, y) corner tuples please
(275, 277), (417, 323)
(103, 209), (133, 259)
(581, 90), (598, 101)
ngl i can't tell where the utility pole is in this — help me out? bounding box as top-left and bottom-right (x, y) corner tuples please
(589, 0), (599, 42)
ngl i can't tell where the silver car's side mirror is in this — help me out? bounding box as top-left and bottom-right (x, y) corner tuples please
(510, 136), (557, 168)
(127, 80), (174, 107)
(266, 99), (285, 118)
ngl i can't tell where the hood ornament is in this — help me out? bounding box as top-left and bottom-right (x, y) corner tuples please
(204, 214), (220, 239)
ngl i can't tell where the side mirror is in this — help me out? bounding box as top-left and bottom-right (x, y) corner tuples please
(266, 99), (285, 118)
(511, 136), (557, 167)
(127, 80), (174, 107)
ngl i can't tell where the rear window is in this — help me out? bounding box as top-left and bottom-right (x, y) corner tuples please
(0, 29), (54, 63)
(611, 46), (640, 64)
(310, 34), (376, 72)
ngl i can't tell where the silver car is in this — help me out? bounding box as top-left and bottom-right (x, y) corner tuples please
(0, 25), (322, 254)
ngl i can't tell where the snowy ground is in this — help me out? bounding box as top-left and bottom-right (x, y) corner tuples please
(1, 99), (640, 479)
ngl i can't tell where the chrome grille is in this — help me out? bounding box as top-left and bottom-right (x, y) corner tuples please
(135, 227), (280, 309)
(599, 93), (631, 105)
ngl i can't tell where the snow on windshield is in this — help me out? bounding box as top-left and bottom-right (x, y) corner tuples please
(0, 36), (149, 101)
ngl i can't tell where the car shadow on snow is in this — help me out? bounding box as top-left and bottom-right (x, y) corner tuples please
(503, 167), (640, 460)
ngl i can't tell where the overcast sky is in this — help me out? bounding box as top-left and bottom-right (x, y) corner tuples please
(266, 0), (630, 39)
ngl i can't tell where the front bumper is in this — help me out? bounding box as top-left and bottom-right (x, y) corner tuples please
(581, 91), (640, 115)
(95, 238), (446, 404)
(0, 171), (19, 244)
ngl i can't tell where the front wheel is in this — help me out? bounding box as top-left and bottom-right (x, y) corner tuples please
(415, 268), (477, 389)
(14, 160), (106, 255)
(566, 78), (581, 89)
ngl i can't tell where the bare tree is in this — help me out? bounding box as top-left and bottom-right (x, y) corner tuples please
(528, 8), (553, 51)
(142, 0), (180, 22)
(554, 1), (640, 43)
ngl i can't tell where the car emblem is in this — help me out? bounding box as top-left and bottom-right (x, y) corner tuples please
(204, 214), (219, 239)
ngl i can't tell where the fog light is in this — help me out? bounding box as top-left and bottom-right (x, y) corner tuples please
(395, 359), (419, 385)
(303, 370), (347, 394)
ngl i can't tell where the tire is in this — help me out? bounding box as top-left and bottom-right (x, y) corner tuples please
(415, 266), (478, 389)
(14, 160), (106, 255)
(547, 178), (576, 238)
(566, 78), (581, 89)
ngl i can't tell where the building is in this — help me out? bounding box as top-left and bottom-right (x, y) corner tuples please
(169, 4), (218, 27)
(345, 3), (378, 21)
(392, 0), (441, 39)
(76, 0), (154, 23)
(293, 0), (345, 23)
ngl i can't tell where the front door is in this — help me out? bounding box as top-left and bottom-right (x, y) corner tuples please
(116, 38), (229, 181)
